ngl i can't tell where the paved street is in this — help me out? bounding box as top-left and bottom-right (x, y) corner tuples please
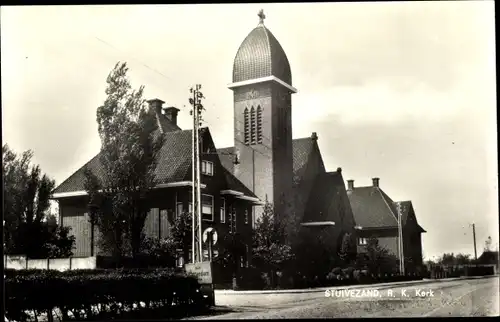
(193, 276), (499, 319)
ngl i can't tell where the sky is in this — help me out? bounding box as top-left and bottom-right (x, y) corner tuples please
(1, 2), (497, 260)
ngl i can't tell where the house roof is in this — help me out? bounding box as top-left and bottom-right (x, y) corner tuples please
(156, 112), (182, 133)
(53, 126), (256, 199)
(302, 170), (352, 224)
(54, 129), (194, 194)
(396, 200), (426, 233)
(221, 167), (256, 197)
(348, 186), (400, 229)
(478, 250), (499, 264)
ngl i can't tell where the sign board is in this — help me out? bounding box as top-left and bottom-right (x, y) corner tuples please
(202, 227), (218, 245)
(185, 261), (213, 284)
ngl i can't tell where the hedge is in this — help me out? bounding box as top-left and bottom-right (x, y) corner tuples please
(4, 268), (206, 321)
(229, 267), (426, 290)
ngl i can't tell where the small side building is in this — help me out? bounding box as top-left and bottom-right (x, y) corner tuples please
(347, 178), (426, 273)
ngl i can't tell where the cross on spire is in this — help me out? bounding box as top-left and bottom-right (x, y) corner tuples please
(258, 9), (266, 24)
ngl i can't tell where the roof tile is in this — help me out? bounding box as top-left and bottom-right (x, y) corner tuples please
(348, 186), (399, 228)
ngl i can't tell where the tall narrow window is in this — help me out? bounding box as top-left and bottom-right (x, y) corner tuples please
(257, 105), (263, 144)
(244, 108), (250, 145)
(220, 197), (226, 223)
(201, 194), (214, 221)
(176, 202), (183, 218)
(250, 106), (256, 144)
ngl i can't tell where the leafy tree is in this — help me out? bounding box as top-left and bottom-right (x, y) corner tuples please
(139, 236), (178, 267)
(337, 231), (356, 266)
(170, 211), (192, 262)
(436, 252), (473, 266)
(252, 202), (294, 273)
(356, 237), (399, 274)
(83, 62), (164, 259)
(2, 144), (75, 258)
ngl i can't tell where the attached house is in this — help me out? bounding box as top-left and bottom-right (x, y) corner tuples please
(347, 178), (426, 272)
(51, 99), (261, 269)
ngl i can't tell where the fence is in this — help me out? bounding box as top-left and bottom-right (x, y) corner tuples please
(428, 263), (497, 279)
(4, 255), (97, 271)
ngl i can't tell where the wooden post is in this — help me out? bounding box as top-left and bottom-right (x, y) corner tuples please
(208, 232), (213, 262)
(69, 257), (72, 270)
(47, 258), (50, 270)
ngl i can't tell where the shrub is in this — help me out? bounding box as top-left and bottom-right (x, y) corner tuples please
(237, 267), (266, 290)
(5, 268), (204, 321)
(331, 267), (342, 275)
(342, 267), (355, 279)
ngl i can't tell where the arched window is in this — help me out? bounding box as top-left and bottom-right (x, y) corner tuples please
(250, 106), (256, 145)
(244, 108), (250, 144)
(257, 105), (263, 144)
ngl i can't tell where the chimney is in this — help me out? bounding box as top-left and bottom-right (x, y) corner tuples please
(336, 167), (342, 173)
(372, 177), (380, 188)
(147, 98), (164, 116)
(311, 132), (318, 141)
(163, 107), (180, 126)
(347, 180), (354, 191)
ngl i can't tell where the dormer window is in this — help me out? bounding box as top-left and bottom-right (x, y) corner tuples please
(201, 160), (214, 176)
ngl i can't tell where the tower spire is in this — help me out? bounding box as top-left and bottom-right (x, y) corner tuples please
(258, 9), (266, 25)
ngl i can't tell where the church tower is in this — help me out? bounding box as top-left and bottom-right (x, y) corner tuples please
(228, 10), (297, 225)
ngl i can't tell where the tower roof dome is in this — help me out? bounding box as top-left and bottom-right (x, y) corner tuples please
(232, 10), (292, 86)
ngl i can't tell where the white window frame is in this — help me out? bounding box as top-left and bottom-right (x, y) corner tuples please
(201, 160), (214, 176)
(176, 202), (183, 218)
(359, 237), (368, 246)
(201, 194), (214, 221)
(220, 197), (226, 223)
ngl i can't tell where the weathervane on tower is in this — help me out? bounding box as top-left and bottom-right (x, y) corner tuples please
(258, 9), (266, 25)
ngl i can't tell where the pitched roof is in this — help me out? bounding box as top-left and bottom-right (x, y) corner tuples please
(54, 125), (257, 200)
(348, 186), (400, 229)
(221, 167), (256, 198)
(54, 129), (194, 194)
(478, 250), (499, 264)
(302, 170), (353, 224)
(156, 112), (182, 133)
(217, 147), (236, 175)
(292, 137), (316, 178)
(396, 200), (426, 232)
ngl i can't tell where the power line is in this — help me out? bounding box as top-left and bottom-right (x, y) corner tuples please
(94, 36), (278, 149)
(94, 36), (282, 161)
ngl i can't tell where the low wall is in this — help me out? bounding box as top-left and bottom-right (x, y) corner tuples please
(4, 255), (97, 271)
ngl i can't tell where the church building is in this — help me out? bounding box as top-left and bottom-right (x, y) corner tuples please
(52, 10), (424, 273)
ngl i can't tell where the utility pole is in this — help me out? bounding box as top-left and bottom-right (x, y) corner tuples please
(472, 223), (477, 261)
(396, 202), (405, 275)
(189, 84), (205, 263)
